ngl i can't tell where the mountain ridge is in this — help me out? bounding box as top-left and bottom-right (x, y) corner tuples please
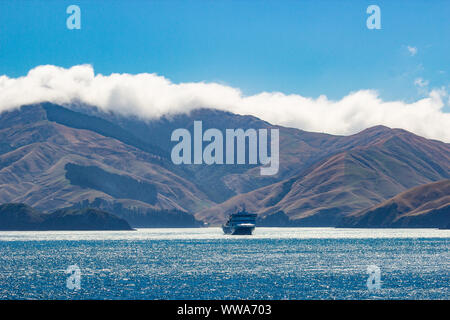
(0, 203), (133, 230)
(196, 125), (450, 225)
(339, 180), (450, 228)
(1, 102), (449, 228)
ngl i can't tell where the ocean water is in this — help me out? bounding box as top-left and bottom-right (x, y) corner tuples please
(0, 228), (448, 300)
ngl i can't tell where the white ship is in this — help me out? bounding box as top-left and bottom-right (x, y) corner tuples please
(222, 208), (256, 235)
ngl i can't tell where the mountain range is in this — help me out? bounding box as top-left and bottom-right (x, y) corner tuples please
(0, 102), (449, 228)
(340, 179), (450, 228)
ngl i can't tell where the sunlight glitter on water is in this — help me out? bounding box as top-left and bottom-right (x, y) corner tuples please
(0, 228), (448, 299)
(0, 227), (448, 241)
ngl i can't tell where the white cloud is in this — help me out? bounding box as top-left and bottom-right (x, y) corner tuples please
(414, 78), (429, 88)
(1, 64), (450, 142)
(407, 46), (418, 56)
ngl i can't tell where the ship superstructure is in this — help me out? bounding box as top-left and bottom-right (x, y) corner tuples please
(222, 208), (256, 235)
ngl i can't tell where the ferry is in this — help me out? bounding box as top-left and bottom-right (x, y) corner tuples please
(222, 208), (257, 235)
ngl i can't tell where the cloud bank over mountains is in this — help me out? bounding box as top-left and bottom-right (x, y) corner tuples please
(1, 64), (449, 142)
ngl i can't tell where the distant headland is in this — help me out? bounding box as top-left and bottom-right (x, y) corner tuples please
(0, 203), (133, 231)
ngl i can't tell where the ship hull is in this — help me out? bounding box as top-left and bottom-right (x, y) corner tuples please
(222, 225), (255, 235)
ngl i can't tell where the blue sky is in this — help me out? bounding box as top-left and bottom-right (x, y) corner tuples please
(0, 0), (448, 107)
